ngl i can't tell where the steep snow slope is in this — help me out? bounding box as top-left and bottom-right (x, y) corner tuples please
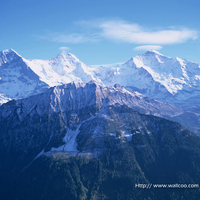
(95, 50), (200, 107)
(24, 51), (99, 86)
(0, 50), (99, 105)
(0, 49), (48, 104)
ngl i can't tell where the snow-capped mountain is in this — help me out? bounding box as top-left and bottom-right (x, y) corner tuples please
(96, 50), (200, 108)
(24, 51), (99, 86)
(0, 49), (98, 105)
(1, 49), (200, 109)
(0, 49), (48, 104)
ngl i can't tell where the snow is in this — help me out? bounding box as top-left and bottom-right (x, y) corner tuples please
(44, 115), (96, 156)
(123, 133), (132, 141)
(96, 50), (200, 106)
(146, 50), (164, 56)
(1, 49), (200, 107)
(22, 51), (101, 88)
(0, 94), (11, 105)
(0, 50), (100, 105)
(50, 127), (80, 153)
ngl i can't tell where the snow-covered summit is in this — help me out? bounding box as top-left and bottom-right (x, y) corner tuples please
(50, 51), (80, 68)
(0, 49), (48, 105)
(134, 51), (200, 95)
(143, 50), (164, 56)
(1, 49), (200, 108)
(24, 51), (99, 86)
(0, 49), (22, 65)
(0, 49), (100, 105)
(97, 50), (200, 107)
(1, 48), (20, 56)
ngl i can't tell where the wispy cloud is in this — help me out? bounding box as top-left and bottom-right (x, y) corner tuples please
(59, 46), (70, 51)
(36, 32), (98, 44)
(52, 33), (98, 43)
(37, 19), (198, 46)
(133, 45), (163, 51)
(99, 20), (198, 45)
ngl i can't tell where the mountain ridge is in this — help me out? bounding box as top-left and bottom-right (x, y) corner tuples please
(1, 49), (200, 135)
(102, 50), (200, 107)
(1, 49), (200, 108)
(0, 80), (195, 158)
(0, 49), (48, 104)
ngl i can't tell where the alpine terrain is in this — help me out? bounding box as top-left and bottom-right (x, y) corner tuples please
(1, 49), (200, 109)
(96, 50), (200, 109)
(0, 49), (200, 200)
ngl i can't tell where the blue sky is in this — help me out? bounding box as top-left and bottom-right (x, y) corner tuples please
(1, 0), (200, 65)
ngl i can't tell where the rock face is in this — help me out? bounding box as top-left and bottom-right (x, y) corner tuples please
(0, 81), (196, 159)
(1, 81), (200, 200)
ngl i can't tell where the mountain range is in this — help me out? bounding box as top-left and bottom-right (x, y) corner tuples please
(1, 49), (200, 109)
(1, 49), (200, 134)
(1, 49), (200, 199)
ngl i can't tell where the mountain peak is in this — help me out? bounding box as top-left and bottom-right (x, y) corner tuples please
(0, 49), (22, 65)
(144, 50), (164, 56)
(1, 48), (21, 56)
(56, 51), (79, 60)
(50, 51), (80, 66)
(59, 51), (73, 56)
